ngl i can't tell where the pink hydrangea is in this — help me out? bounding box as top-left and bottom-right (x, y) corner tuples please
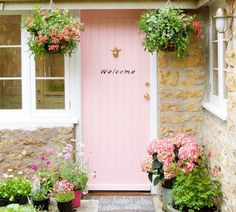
(156, 138), (175, 165)
(147, 139), (159, 155)
(141, 157), (152, 173)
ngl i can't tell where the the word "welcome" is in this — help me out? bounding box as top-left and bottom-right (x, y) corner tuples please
(101, 68), (136, 74)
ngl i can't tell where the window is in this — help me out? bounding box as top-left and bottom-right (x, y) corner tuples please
(0, 13), (79, 125)
(0, 15), (22, 109)
(203, 8), (227, 120)
(35, 54), (65, 109)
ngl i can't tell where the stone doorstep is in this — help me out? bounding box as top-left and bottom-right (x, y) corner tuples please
(49, 199), (99, 212)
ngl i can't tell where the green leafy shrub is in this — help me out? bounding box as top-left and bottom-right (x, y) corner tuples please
(172, 157), (222, 211)
(138, 7), (200, 58)
(3, 178), (32, 201)
(0, 203), (38, 212)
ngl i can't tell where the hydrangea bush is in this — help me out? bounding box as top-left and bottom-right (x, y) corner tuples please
(141, 133), (201, 185)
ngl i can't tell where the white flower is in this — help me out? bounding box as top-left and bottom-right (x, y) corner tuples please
(3, 173), (8, 178)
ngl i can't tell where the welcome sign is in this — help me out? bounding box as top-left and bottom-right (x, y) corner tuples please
(101, 68), (136, 75)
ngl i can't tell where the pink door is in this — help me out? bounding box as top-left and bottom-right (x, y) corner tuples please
(81, 10), (151, 190)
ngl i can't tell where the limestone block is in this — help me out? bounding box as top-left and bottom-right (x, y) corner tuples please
(160, 103), (181, 112)
(184, 103), (203, 112)
(176, 90), (204, 99)
(158, 54), (169, 69)
(182, 70), (206, 87)
(172, 56), (206, 68)
(159, 70), (179, 86)
(226, 72), (236, 92)
(159, 89), (175, 99)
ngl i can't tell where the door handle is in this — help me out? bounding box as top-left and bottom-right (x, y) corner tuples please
(144, 93), (150, 100)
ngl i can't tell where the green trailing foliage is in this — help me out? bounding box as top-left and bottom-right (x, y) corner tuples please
(137, 7), (196, 58)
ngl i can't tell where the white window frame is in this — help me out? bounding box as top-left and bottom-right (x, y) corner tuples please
(0, 12), (80, 128)
(203, 5), (227, 120)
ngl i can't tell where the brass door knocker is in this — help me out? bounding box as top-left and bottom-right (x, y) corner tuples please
(111, 47), (121, 58)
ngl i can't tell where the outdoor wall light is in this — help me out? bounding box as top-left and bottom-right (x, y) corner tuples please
(214, 8), (235, 33)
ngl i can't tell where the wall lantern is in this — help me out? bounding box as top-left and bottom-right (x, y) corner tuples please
(214, 8), (235, 33)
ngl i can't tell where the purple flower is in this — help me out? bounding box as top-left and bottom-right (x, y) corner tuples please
(46, 160), (51, 166)
(31, 163), (38, 171)
(39, 153), (45, 161)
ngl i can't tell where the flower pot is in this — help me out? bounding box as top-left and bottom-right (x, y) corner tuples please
(161, 179), (174, 211)
(167, 203), (219, 212)
(14, 196), (28, 205)
(33, 198), (50, 211)
(162, 186), (172, 212)
(57, 200), (73, 212)
(0, 198), (8, 207)
(73, 190), (82, 208)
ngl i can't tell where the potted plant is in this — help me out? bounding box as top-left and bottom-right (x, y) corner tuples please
(31, 174), (52, 210)
(142, 133), (201, 211)
(53, 180), (75, 212)
(55, 143), (89, 208)
(137, 7), (201, 58)
(24, 6), (83, 56)
(0, 180), (8, 207)
(30, 149), (54, 210)
(168, 155), (222, 212)
(5, 177), (32, 205)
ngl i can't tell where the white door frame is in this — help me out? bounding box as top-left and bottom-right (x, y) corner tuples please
(75, 12), (158, 192)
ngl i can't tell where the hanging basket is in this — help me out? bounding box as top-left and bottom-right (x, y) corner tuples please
(137, 7), (202, 58)
(23, 6), (84, 57)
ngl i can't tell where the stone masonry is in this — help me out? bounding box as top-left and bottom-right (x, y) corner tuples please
(0, 127), (74, 175)
(202, 0), (236, 210)
(157, 8), (208, 138)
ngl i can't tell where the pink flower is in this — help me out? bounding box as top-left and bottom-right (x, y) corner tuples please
(213, 166), (221, 175)
(46, 148), (53, 155)
(141, 157), (152, 173)
(31, 163), (38, 171)
(147, 140), (159, 155)
(64, 153), (72, 160)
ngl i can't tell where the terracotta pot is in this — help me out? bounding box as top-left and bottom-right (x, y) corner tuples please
(73, 190), (82, 208)
(33, 198), (50, 211)
(57, 200), (73, 212)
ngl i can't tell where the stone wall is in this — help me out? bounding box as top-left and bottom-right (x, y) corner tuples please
(202, 0), (236, 211)
(0, 127), (74, 175)
(157, 8), (208, 138)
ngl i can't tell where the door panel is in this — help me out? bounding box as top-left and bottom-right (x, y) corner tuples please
(81, 10), (151, 190)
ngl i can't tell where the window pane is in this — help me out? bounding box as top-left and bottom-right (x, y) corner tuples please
(0, 80), (22, 109)
(36, 80), (65, 109)
(212, 43), (218, 69)
(0, 48), (21, 77)
(223, 41), (227, 69)
(213, 69), (218, 95)
(36, 54), (64, 77)
(212, 17), (217, 41)
(224, 71), (228, 99)
(0, 15), (21, 45)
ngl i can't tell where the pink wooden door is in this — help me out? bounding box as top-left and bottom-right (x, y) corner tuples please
(81, 10), (151, 190)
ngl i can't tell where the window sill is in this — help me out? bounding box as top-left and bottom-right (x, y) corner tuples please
(0, 118), (79, 130)
(202, 102), (227, 121)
